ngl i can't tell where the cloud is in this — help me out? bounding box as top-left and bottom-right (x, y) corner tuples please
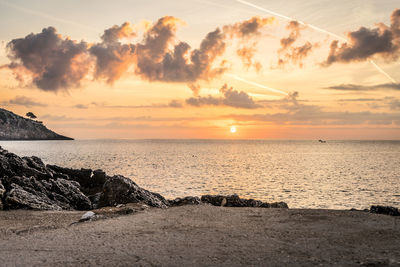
(236, 45), (262, 71)
(228, 110), (400, 125)
(1, 96), (47, 107)
(220, 83), (262, 109)
(132, 16), (227, 83)
(186, 84), (261, 109)
(324, 9), (400, 65)
(280, 21), (301, 50)
(188, 84), (201, 95)
(338, 98), (382, 102)
(224, 16), (275, 71)
(168, 99), (183, 108)
(101, 22), (136, 43)
(325, 83), (400, 91)
(186, 95), (221, 107)
(336, 97), (400, 111)
(384, 97), (400, 110)
(71, 100), (183, 109)
(5, 27), (91, 91)
(2, 16), (276, 91)
(224, 16), (275, 38)
(225, 92), (400, 125)
(90, 22), (136, 84)
(278, 21), (317, 67)
(73, 104), (89, 109)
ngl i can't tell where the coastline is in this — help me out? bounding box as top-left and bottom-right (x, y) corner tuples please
(1, 205), (399, 266)
(1, 145), (400, 265)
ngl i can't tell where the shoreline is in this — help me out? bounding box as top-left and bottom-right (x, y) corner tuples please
(1, 205), (399, 266)
(1, 145), (400, 265)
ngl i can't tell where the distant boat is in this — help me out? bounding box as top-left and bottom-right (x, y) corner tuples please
(318, 139), (327, 143)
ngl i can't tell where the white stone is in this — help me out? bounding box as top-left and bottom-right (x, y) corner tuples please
(81, 211), (96, 221)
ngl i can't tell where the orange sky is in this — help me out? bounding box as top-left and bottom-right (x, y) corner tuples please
(0, 0), (399, 139)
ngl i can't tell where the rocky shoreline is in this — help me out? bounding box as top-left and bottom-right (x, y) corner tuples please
(0, 146), (288, 212)
(1, 145), (399, 218)
(1, 146), (400, 266)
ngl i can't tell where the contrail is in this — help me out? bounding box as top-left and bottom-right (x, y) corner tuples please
(0, 0), (98, 33)
(237, 0), (346, 41)
(226, 73), (288, 95)
(369, 60), (397, 83)
(236, 0), (397, 83)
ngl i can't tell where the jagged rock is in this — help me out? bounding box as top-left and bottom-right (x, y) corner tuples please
(47, 165), (93, 188)
(23, 156), (53, 179)
(5, 183), (63, 210)
(2, 176), (91, 210)
(92, 169), (106, 187)
(49, 178), (92, 210)
(0, 148), (53, 180)
(169, 196), (202, 206)
(370, 205), (400, 216)
(0, 147), (170, 210)
(89, 192), (102, 209)
(99, 175), (169, 209)
(201, 194), (289, 209)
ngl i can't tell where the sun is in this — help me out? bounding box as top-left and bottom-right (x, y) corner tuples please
(230, 126), (237, 133)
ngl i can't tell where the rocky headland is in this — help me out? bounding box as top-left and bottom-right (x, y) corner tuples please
(0, 108), (72, 140)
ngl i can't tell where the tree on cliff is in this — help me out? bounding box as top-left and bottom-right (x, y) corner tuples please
(26, 112), (37, 119)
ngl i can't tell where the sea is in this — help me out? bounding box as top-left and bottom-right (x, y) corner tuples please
(0, 139), (399, 209)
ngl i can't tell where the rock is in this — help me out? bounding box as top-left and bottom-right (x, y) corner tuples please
(99, 175), (169, 209)
(2, 176), (91, 210)
(4, 182), (63, 210)
(89, 192), (102, 209)
(92, 169), (106, 187)
(47, 165), (93, 189)
(268, 202), (289, 209)
(22, 156), (53, 178)
(80, 211), (96, 221)
(49, 178), (92, 210)
(47, 166), (105, 196)
(169, 196), (202, 206)
(221, 198), (227, 207)
(0, 151), (52, 180)
(201, 194), (289, 209)
(370, 205), (400, 216)
(0, 147), (171, 211)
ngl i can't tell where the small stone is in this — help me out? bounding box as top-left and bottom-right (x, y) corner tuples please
(221, 198), (227, 207)
(80, 211), (96, 221)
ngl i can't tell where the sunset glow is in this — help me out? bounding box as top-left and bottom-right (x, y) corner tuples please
(0, 0), (399, 140)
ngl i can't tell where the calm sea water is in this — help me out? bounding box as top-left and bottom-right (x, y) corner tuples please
(0, 140), (399, 209)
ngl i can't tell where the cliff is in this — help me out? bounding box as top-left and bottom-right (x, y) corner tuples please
(0, 108), (73, 140)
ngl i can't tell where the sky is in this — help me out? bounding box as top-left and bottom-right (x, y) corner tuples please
(0, 0), (399, 139)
